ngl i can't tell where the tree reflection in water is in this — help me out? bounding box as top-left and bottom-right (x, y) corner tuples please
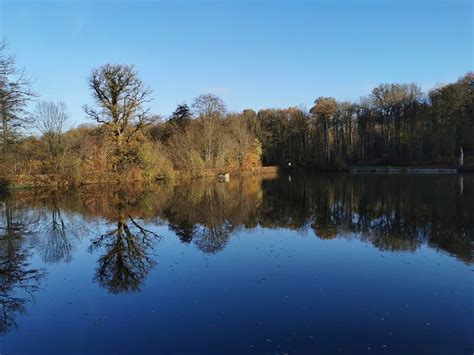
(0, 174), (471, 304)
(39, 207), (73, 263)
(260, 174), (472, 259)
(89, 191), (161, 294)
(0, 198), (45, 333)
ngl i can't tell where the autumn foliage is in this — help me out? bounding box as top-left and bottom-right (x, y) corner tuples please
(1, 44), (472, 187)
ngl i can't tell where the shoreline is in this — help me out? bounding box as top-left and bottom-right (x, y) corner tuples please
(348, 166), (459, 174)
(3, 164), (472, 191)
(0, 166), (281, 190)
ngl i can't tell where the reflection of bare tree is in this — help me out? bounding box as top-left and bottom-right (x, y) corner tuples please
(39, 208), (73, 263)
(168, 221), (196, 244)
(195, 222), (233, 254)
(90, 212), (159, 294)
(0, 200), (45, 333)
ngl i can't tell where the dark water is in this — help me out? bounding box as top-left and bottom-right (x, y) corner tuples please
(0, 174), (472, 355)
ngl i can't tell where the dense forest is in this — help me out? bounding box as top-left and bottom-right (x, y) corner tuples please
(1, 41), (473, 186)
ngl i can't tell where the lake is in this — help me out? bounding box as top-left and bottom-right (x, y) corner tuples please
(0, 173), (472, 354)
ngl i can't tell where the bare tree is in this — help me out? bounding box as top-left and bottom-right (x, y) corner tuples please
(33, 100), (68, 172)
(84, 64), (154, 161)
(192, 94), (226, 163)
(0, 40), (35, 153)
(0, 41), (14, 77)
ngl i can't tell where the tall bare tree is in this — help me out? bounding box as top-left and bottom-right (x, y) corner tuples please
(0, 40), (35, 153)
(84, 64), (154, 163)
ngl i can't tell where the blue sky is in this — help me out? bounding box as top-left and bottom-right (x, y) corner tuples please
(1, 0), (472, 125)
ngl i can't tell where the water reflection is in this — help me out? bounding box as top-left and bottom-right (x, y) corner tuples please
(162, 179), (262, 252)
(262, 174), (472, 259)
(0, 199), (45, 333)
(4, 174), (473, 262)
(89, 190), (160, 294)
(0, 174), (471, 331)
(38, 207), (72, 263)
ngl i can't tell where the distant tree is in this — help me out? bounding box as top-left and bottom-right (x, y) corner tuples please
(241, 109), (258, 133)
(228, 113), (254, 168)
(429, 73), (474, 163)
(310, 97), (337, 163)
(33, 100), (68, 173)
(160, 103), (193, 143)
(336, 101), (356, 161)
(257, 109), (287, 165)
(286, 107), (310, 166)
(370, 83), (422, 161)
(192, 94), (226, 162)
(169, 103), (192, 129)
(354, 97), (376, 162)
(84, 64), (154, 165)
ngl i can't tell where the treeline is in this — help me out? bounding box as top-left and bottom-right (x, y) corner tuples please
(255, 76), (473, 168)
(1, 41), (472, 186)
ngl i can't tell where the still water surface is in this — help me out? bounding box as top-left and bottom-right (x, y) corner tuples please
(0, 174), (472, 354)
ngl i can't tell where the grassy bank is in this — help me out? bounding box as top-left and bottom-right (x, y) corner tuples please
(2, 166), (281, 189)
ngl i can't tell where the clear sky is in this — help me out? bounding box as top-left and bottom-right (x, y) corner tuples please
(1, 0), (472, 125)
